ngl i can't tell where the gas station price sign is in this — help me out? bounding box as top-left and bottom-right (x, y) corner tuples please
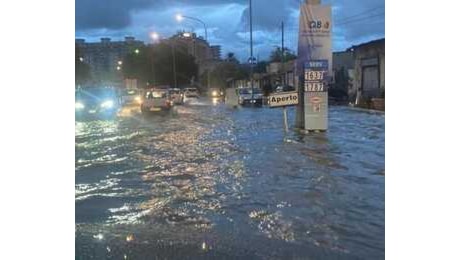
(305, 71), (324, 81)
(305, 82), (325, 92)
(304, 60), (328, 92)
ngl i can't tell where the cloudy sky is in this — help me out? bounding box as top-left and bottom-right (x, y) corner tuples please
(75, 0), (385, 62)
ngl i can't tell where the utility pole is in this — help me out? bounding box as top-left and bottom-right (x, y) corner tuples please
(172, 39), (178, 89)
(281, 21), (285, 86)
(281, 21), (288, 133)
(153, 43), (157, 86)
(249, 0), (254, 101)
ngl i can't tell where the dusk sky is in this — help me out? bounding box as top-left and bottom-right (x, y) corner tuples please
(75, 0), (385, 62)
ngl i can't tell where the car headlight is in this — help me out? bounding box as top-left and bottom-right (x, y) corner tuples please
(101, 100), (114, 108)
(135, 96), (142, 103)
(212, 91), (218, 97)
(75, 102), (85, 110)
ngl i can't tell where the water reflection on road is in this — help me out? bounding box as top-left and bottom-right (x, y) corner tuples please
(76, 99), (384, 259)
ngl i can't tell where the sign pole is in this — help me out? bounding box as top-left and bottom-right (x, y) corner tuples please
(249, 0), (254, 102)
(268, 91), (298, 134)
(283, 106), (289, 133)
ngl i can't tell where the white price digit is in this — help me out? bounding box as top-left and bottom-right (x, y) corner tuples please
(305, 70), (325, 81)
(306, 82), (325, 92)
(318, 71), (324, 80)
(317, 82), (324, 91)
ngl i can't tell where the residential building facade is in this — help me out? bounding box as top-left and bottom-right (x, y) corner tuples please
(351, 38), (385, 105)
(75, 37), (144, 85)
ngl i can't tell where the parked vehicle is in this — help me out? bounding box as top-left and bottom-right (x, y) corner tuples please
(120, 88), (142, 105)
(169, 88), (184, 105)
(75, 87), (120, 117)
(237, 88), (263, 106)
(208, 88), (225, 98)
(274, 85), (296, 93)
(140, 89), (173, 114)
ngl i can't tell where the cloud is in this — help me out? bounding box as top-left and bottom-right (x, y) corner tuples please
(76, 0), (156, 30)
(76, 0), (385, 61)
(237, 0), (298, 32)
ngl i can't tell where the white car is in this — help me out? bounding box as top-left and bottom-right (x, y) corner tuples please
(184, 88), (199, 98)
(140, 89), (173, 114)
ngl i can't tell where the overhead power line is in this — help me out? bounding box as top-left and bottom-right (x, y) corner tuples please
(335, 5), (384, 23)
(335, 13), (385, 26)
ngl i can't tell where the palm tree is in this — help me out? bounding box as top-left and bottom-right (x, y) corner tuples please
(225, 52), (238, 63)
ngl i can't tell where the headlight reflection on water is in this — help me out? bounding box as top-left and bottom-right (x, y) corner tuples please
(93, 233), (104, 241)
(75, 102), (85, 109)
(101, 100), (114, 108)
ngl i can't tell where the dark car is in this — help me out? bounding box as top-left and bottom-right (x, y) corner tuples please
(237, 88), (263, 106)
(275, 85), (296, 93)
(208, 88), (224, 98)
(169, 88), (184, 105)
(75, 87), (120, 117)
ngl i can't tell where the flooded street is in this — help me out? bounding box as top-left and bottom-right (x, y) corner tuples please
(75, 100), (384, 259)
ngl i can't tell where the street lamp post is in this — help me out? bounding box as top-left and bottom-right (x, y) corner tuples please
(172, 39), (178, 89)
(249, 0), (254, 101)
(152, 32), (178, 88)
(151, 32), (159, 43)
(176, 14), (210, 89)
(176, 14), (207, 41)
(150, 32), (161, 86)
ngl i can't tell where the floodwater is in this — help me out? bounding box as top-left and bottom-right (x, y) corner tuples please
(75, 99), (385, 259)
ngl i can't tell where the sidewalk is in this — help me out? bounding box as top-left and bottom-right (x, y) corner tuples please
(348, 105), (385, 114)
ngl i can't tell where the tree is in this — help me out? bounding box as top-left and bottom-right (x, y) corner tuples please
(254, 61), (268, 74)
(329, 67), (349, 100)
(122, 43), (198, 88)
(224, 52), (239, 64)
(208, 61), (248, 89)
(269, 47), (297, 63)
(75, 46), (91, 86)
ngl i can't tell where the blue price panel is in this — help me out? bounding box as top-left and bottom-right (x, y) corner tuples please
(305, 60), (329, 70)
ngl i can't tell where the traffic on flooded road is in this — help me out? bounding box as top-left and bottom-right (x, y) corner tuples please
(76, 99), (384, 259)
